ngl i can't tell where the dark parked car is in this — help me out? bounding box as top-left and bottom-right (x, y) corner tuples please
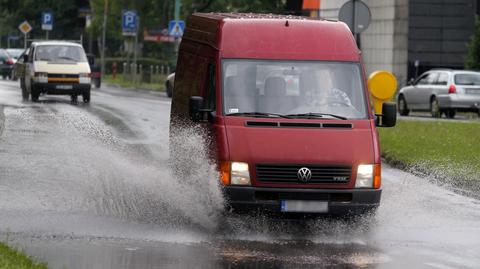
(398, 69), (480, 118)
(0, 49), (14, 79)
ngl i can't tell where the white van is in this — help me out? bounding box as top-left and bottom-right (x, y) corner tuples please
(22, 41), (91, 103)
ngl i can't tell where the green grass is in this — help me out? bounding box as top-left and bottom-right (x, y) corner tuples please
(378, 120), (480, 184)
(0, 242), (47, 269)
(104, 74), (166, 92)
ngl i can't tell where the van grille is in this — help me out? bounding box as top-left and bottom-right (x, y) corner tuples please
(256, 164), (351, 184)
(48, 74), (79, 78)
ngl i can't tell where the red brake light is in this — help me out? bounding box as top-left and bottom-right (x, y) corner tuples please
(448, 84), (456, 94)
(6, 59), (14, 65)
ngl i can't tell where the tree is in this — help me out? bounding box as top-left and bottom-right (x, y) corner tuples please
(465, 16), (480, 70)
(0, 0), (82, 42)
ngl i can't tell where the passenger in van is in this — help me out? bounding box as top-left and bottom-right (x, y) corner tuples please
(225, 76), (256, 113)
(262, 76), (288, 113)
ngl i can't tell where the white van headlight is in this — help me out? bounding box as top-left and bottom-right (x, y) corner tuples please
(355, 164), (381, 189)
(79, 73), (91, 84)
(231, 162), (251, 185)
(355, 164), (374, 188)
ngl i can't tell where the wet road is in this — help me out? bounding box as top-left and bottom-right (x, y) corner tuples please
(0, 79), (479, 269)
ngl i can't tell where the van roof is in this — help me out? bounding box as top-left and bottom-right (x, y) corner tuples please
(184, 13), (360, 61)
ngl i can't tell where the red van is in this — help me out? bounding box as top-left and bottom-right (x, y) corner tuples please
(170, 13), (396, 215)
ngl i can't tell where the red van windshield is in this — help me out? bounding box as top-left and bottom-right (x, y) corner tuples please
(222, 60), (368, 119)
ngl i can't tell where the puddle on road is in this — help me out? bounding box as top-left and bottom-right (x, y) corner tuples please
(0, 101), (479, 268)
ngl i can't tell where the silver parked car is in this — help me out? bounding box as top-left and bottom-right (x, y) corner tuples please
(398, 69), (480, 118)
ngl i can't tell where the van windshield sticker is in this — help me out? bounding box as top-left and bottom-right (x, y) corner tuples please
(229, 108), (239, 113)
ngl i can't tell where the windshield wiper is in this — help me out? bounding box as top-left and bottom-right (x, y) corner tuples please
(226, 112), (292, 119)
(285, 112), (347, 120)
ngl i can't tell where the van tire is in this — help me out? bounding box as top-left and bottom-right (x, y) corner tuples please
(83, 89), (91, 103)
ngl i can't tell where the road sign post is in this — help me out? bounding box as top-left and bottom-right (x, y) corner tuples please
(338, 0), (371, 48)
(122, 10), (139, 82)
(18, 21), (32, 49)
(41, 12), (54, 40)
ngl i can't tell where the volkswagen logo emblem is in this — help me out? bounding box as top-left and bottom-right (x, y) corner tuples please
(297, 167), (312, 182)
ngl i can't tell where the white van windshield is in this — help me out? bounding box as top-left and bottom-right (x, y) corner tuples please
(35, 45), (87, 62)
(222, 59), (368, 119)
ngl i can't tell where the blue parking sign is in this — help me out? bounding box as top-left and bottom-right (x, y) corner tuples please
(41, 12), (53, 31)
(122, 10), (138, 36)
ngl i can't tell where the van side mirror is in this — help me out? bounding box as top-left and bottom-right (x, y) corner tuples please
(189, 96), (204, 122)
(23, 54), (28, 63)
(376, 102), (397, 127)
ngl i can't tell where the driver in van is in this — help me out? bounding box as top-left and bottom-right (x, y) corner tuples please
(301, 70), (352, 108)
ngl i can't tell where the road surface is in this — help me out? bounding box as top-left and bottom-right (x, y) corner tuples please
(0, 79), (479, 269)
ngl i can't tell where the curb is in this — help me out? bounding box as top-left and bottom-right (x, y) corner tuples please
(104, 83), (167, 97)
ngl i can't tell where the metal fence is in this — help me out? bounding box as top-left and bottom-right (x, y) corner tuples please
(121, 62), (171, 84)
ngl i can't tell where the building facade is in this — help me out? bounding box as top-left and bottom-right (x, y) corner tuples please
(318, 0), (477, 86)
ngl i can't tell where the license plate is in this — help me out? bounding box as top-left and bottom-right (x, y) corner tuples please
(56, 85), (73, 90)
(280, 200), (328, 213)
(466, 89), (480, 94)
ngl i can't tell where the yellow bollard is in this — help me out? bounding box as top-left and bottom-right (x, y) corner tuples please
(367, 71), (397, 114)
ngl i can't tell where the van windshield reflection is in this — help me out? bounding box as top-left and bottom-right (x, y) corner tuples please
(222, 60), (368, 119)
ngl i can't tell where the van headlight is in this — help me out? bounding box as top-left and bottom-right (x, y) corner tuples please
(34, 72), (48, 83)
(79, 73), (91, 84)
(355, 164), (381, 189)
(220, 161), (251, 186)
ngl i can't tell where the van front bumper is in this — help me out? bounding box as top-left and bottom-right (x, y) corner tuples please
(34, 83), (91, 95)
(224, 186), (381, 215)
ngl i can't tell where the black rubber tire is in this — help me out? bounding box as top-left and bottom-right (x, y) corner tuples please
(31, 85), (40, 102)
(20, 78), (26, 93)
(430, 97), (441, 118)
(398, 95), (409, 116)
(166, 81), (173, 98)
(21, 83), (29, 101)
(445, 109), (456, 119)
(83, 89), (91, 103)
(94, 78), (101, 88)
